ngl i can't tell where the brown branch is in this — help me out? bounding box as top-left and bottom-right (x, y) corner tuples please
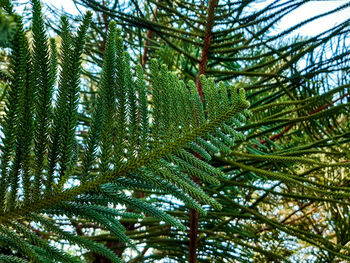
(280, 202), (313, 225)
(259, 92), (350, 144)
(255, 202), (317, 234)
(189, 1), (218, 263)
(142, 4), (158, 68)
(195, 0), (218, 102)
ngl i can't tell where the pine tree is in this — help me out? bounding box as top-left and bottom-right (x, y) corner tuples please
(0, 1), (252, 262)
(56, 0), (350, 262)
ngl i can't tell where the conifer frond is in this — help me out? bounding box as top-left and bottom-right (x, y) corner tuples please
(67, 0), (349, 261)
(0, 10), (31, 211)
(0, 1), (250, 260)
(31, 0), (54, 202)
(15, 0), (350, 261)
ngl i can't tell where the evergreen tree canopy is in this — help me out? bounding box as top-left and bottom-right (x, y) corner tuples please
(0, 0), (349, 262)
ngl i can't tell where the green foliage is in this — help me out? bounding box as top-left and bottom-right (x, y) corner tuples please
(0, 1), (251, 261)
(0, 9), (16, 48)
(1, 0), (349, 261)
(0, 6), (31, 211)
(63, 0), (350, 261)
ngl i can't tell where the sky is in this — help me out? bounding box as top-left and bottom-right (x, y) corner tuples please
(41, 0), (350, 38)
(275, 0), (349, 36)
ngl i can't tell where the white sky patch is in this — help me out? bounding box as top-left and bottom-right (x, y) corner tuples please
(45, 0), (83, 15)
(278, 1), (349, 37)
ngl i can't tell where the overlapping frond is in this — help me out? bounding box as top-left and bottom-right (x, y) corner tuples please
(60, 0), (350, 261)
(0, 1), (250, 261)
(3, 0), (349, 261)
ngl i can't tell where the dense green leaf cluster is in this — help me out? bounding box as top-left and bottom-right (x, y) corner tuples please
(0, 0), (251, 261)
(61, 0), (350, 262)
